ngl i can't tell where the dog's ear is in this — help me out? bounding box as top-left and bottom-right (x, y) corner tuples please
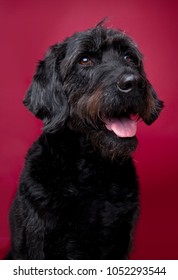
(142, 82), (164, 125)
(24, 43), (69, 133)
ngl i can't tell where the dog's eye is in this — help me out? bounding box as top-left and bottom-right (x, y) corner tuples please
(79, 57), (94, 66)
(124, 55), (132, 62)
(124, 54), (138, 66)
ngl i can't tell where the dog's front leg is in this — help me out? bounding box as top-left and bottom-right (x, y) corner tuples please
(10, 192), (45, 260)
(24, 209), (45, 259)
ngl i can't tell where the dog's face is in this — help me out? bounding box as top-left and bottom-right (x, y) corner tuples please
(24, 25), (163, 159)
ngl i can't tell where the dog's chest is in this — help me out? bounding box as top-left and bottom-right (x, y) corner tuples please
(43, 150), (138, 226)
(25, 136), (139, 258)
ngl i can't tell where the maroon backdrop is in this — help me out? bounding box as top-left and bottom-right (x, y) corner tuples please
(0, 0), (178, 259)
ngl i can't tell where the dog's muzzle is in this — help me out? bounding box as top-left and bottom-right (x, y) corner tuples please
(103, 74), (145, 138)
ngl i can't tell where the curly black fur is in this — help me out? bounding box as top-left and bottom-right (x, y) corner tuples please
(8, 23), (163, 259)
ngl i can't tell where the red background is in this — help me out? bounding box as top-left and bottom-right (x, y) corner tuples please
(0, 0), (178, 259)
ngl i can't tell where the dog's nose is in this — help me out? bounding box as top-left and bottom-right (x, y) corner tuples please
(117, 74), (137, 93)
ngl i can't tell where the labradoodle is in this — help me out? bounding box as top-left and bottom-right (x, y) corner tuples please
(8, 23), (163, 259)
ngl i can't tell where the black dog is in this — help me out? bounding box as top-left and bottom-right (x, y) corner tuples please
(9, 23), (163, 259)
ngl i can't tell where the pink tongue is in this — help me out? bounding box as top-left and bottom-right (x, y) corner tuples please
(105, 118), (137, 138)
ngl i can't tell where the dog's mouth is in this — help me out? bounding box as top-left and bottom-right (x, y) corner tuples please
(104, 114), (139, 138)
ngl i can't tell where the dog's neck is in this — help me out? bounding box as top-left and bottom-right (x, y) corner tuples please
(41, 127), (133, 166)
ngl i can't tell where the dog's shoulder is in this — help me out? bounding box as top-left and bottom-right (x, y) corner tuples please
(22, 132), (67, 181)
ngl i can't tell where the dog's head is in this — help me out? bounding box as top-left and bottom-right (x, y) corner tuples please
(24, 24), (163, 159)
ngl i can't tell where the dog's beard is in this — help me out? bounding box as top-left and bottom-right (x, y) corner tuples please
(67, 89), (142, 160)
(68, 114), (138, 161)
(89, 129), (138, 161)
